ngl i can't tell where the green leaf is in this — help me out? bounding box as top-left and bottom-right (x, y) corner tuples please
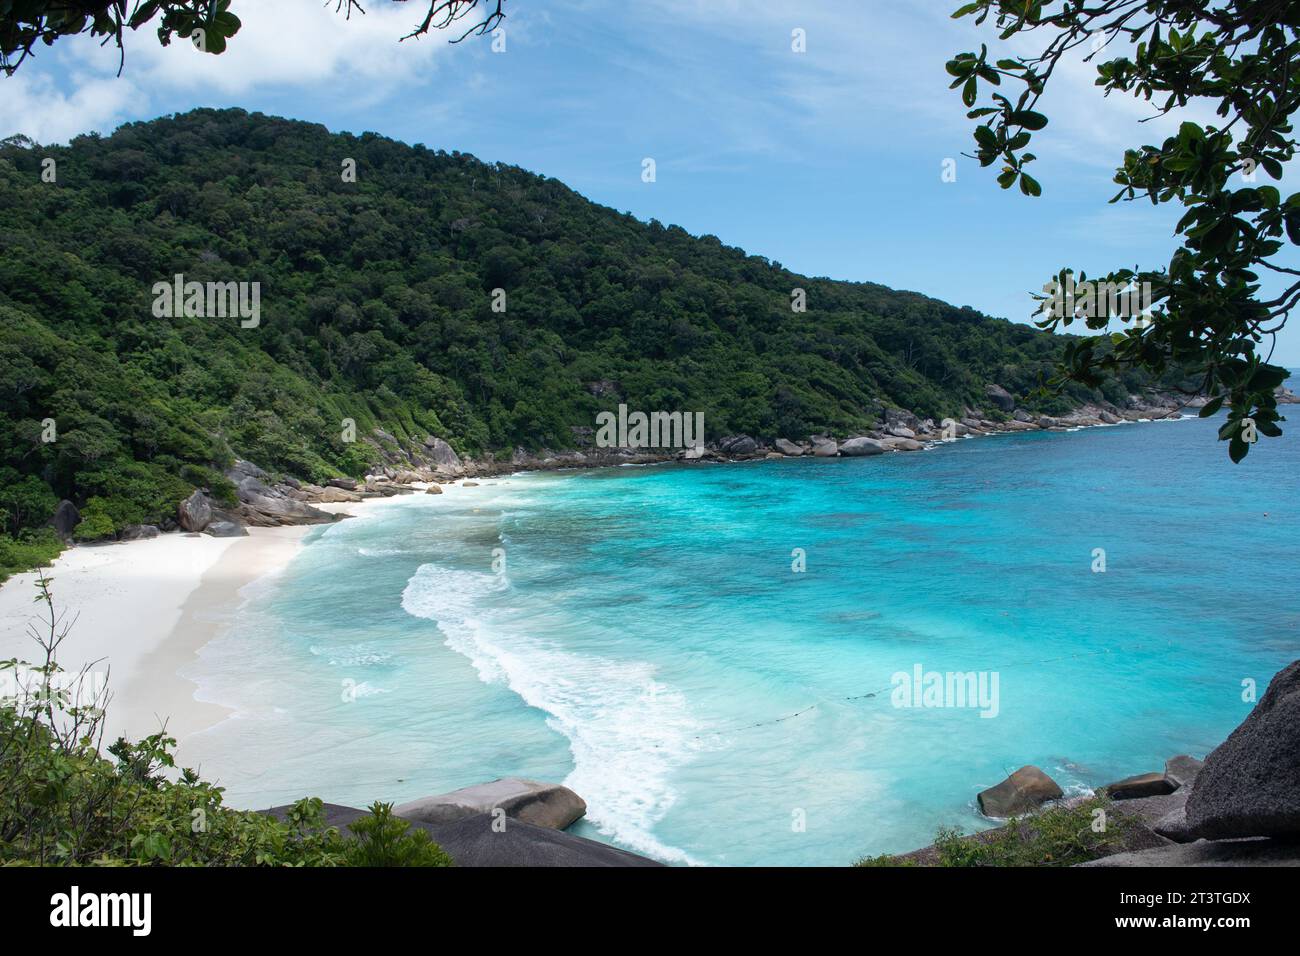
(1009, 110), (1048, 130)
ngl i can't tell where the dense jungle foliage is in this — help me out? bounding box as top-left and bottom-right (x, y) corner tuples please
(0, 107), (1150, 555)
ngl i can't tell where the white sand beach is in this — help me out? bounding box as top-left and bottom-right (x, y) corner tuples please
(0, 488), (435, 755)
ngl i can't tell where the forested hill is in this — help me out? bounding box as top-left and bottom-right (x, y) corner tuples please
(0, 107), (1141, 549)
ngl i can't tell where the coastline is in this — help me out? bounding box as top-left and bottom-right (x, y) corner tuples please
(1, 417), (1290, 867)
(0, 416), (1197, 757)
(0, 489), (420, 754)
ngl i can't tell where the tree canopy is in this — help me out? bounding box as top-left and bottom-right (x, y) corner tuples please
(948, 0), (1298, 460)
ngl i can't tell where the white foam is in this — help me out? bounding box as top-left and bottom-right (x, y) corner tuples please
(401, 563), (704, 864)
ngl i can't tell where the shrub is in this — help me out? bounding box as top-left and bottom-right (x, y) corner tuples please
(72, 500), (117, 542)
(343, 802), (454, 867)
(0, 528), (64, 583)
(855, 798), (1133, 867)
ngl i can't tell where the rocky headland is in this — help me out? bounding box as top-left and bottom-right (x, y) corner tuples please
(886, 660), (1300, 868)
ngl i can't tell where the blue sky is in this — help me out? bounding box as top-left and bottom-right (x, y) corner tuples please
(4, 0), (1298, 365)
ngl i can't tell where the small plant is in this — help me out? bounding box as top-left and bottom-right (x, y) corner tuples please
(855, 797), (1133, 867)
(344, 802), (454, 867)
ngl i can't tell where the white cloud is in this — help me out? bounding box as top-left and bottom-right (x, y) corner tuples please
(130, 0), (451, 94)
(0, 0), (467, 143)
(0, 69), (142, 144)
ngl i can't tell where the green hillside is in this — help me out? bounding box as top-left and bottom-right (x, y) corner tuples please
(0, 107), (1146, 560)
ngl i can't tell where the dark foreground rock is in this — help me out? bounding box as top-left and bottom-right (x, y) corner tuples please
(260, 803), (661, 867)
(978, 766), (1064, 818)
(393, 777), (586, 830)
(1185, 661), (1300, 840)
(1079, 838), (1300, 867)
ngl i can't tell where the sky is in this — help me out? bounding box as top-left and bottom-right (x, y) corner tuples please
(3, 0), (1298, 366)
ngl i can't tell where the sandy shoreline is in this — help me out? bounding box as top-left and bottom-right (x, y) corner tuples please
(0, 419), (1186, 757)
(0, 490), (418, 754)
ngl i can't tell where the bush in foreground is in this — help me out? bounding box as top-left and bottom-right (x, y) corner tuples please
(856, 796), (1134, 867)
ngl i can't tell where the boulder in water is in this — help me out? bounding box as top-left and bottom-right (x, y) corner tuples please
(977, 766), (1063, 818)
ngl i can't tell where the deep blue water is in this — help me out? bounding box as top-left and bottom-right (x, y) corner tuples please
(182, 413), (1299, 865)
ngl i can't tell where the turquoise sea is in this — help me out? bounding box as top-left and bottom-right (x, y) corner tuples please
(181, 414), (1299, 866)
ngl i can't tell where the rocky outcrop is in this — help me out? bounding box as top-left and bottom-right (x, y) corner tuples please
(882, 407), (921, 432)
(393, 777), (586, 830)
(202, 519), (248, 538)
(1164, 754), (1204, 790)
(423, 436), (464, 475)
(49, 500), (81, 540)
(840, 437), (887, 457)
(119, 524), (160, 540)
(811, 439), (838, 457)
(425, 484), (444, 494)
(1185, 661), (1300, 840)
(977, 766), (1064, 818)
(1079, 838), (1300, 867)
(1104, 771), (1176, 800)
(261, 802), (660, 867)
(886, 426), (916, 439)
(774, 438), (805, 456)
(881, 436), (924, 451)
(227, 460), (336, 527)
(718, 435), (758, 456)
(985, 384), (1016, 412)
(177, 490), (213, 533)
(315, 485), (362, 503)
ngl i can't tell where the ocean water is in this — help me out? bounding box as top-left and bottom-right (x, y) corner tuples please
(180, 414), (1299, 866)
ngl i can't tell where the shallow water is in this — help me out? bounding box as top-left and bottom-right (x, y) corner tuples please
(181, 414), (1300, 865)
